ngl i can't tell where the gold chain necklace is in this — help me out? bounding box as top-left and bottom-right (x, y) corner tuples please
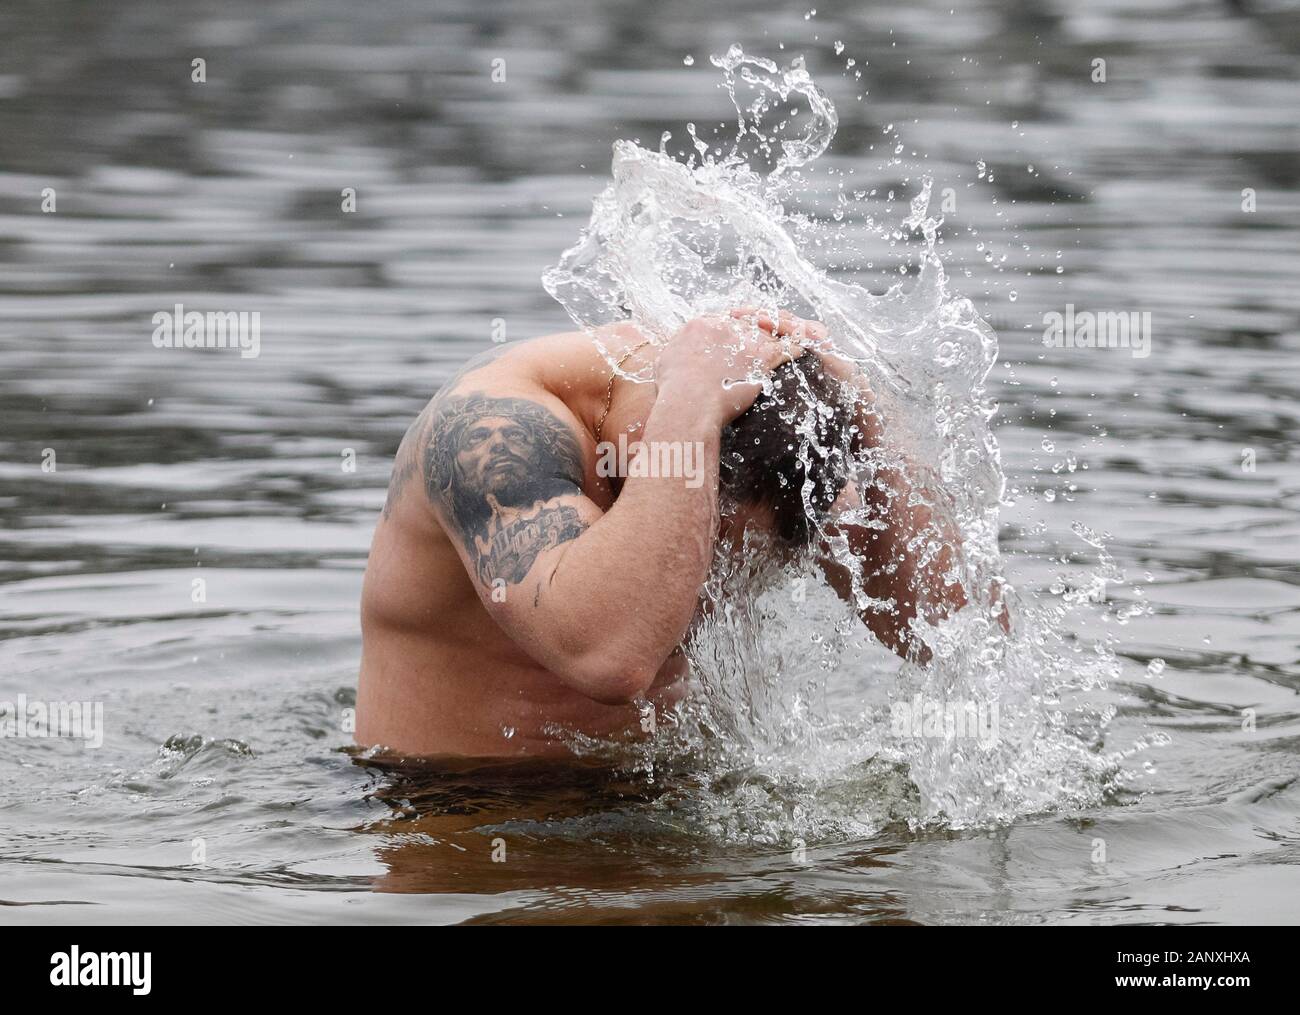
(594, 338), (653, 445)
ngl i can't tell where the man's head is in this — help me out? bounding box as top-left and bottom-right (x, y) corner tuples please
(718, 353), (858, 549)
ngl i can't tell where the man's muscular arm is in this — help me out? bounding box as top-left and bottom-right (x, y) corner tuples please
(424, 390), (591, 587)
(424, 319), (800, 705)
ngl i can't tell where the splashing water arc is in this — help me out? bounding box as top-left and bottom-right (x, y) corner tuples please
(543, 46), (1128, 837)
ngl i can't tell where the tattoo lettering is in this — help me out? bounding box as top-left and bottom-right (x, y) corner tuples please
(424, 391), (589, 586)
(471, 502), (588, 585)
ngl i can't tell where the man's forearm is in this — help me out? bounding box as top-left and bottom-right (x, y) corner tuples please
(821, 364), (969, 660)
(544, 387), (721, 699)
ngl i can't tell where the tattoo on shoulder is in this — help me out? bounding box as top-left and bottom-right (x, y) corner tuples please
(424, 391), (590, 586)
(381, 346), (514, 521)
(382, 406), (433, 519)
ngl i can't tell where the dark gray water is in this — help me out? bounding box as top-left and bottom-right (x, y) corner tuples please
(1, 0), (1298, 923)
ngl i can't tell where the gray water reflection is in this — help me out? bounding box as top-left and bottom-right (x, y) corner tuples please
(0, 0), (1297, 923)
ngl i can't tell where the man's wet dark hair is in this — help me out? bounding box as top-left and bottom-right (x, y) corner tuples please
(719, 354), (857, 547)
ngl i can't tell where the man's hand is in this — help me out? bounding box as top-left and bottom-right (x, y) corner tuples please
(729, 306), (831, 351)
(730, 307), (858, 379)
(656, 314), (810, 427)
(728, 306), (880, 416)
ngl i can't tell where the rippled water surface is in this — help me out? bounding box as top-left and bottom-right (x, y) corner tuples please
(1, 0), (1298, 924)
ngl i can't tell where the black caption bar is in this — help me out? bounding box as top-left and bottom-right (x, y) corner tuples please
(0, 925), (1293, 1003)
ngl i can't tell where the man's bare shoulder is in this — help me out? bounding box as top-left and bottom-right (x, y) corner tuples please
(433, 324), (647, 403)
(380, 326), (643, 522)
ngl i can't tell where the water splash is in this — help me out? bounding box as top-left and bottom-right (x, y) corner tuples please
(544, 46), (1138, 840)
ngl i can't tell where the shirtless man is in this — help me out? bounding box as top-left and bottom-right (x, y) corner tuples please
(356, 311), (967, 758)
